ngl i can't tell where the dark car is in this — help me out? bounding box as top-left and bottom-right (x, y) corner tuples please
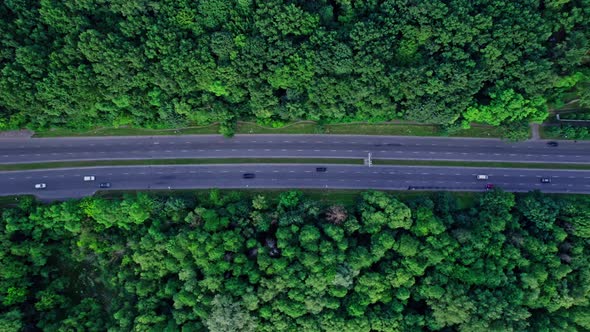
(540, 177), (551, 183)
(242, 173), (256, 179)
(316, 167), (327, 172)
(485, 183), (494, 190)
(99, 182), (111, 188)
(547, 141), (559, 147)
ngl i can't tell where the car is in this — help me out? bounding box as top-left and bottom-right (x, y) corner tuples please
(99, 182), (111, 188)
(34, 183), (46, 189)
(242, 173), (256, 179)
(476, 174), (489, 180)
(485, 183), (494, 190)
(316, 167), (327, 172)
(540, 177), (551, 183)
(83, 175), (95, 181)
(547, 141), (559, 147)
(408, 186), (416, 190)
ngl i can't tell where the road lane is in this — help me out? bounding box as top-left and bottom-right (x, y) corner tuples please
(2, 164), (589, 200)
(0, 135), (589, 164)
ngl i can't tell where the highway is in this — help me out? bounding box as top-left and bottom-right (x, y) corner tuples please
(0, 135), (589, 164)
(2, 164), (590, 200)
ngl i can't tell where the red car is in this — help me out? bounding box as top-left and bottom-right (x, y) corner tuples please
(485, 183), (494, 190)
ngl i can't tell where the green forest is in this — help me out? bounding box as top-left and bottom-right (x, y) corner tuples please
(1, 190), (589, 331)
(0, 0), (589, 134)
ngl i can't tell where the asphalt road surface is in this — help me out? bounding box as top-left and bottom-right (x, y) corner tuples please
(0, 135), (589, 164)
(2, 164), (589, 200)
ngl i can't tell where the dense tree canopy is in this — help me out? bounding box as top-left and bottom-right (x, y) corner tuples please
(1, 190), (589, 330)
(0, 0), (589, 132)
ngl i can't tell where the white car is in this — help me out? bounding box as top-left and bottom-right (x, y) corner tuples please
(84, 176), (95, 181)
(476, 174), (489, 180)
(34, 183), (47, 189)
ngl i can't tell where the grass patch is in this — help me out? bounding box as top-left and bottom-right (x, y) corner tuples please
(325, 123), (441, 136)
(548, 94), (582, 112)
(325, 122), (504, 138)
(448, 125), (505, 138)
(0, 195), (35, 207)
(33, 121), (505, 138)
(0, 158), (363, 171)
(34, 125), (220, 138)
(539, 126), (559, 140)
(236, 122), (321, 134)
(373, 159), (590, 170)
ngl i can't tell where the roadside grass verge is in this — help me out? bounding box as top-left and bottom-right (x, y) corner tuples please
(539, 126), (559, 140)
(447, 125), (505, 138)
(0, 158), (364, 171)
(94, 188), (480, 208)
(373, 159), (590, 170)
(539, 125), (590, 140)
(33, 121), (505, 138)
(325, 123), (441, 136)
(0, 195), (34, 207)
(3, 189), (584, 208)
(34, 125), (220, 137)
(236, 122), (321, 134)
(239, 121), (498, 137)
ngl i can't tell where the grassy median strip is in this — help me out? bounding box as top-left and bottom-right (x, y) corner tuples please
(0, 158), (364, 171)
(1, 158), (589, 172)
(373, 159), (590, 170)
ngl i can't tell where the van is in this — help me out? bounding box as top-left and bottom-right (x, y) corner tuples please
(476, 175), (488, 180)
